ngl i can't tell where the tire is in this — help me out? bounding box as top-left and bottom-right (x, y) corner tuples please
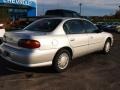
(116, 27), (120, 33)
(52, 49), (71, 73)
(0, 38), (3, 45)
(102, 39), (111, 54)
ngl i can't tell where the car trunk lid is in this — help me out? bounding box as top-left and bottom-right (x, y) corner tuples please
(3, 30), (47, 48)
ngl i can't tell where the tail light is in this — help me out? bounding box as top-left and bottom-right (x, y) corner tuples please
(18, 39), (40, 49)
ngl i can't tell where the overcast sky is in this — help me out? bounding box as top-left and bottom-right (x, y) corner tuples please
(37, 0), (120, 16)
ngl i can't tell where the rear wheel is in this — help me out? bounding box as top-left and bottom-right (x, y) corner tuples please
(52, 49), (71, 72)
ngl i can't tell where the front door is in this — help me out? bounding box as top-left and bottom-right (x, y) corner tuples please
(83, 20), (104, 52)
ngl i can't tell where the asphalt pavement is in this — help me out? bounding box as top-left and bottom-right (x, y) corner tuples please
(0, 33), (120, 90)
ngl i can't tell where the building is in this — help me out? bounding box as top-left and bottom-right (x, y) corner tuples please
(0, 0), (37, 22)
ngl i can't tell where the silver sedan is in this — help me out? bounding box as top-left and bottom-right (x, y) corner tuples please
(0, 18), (113, 72)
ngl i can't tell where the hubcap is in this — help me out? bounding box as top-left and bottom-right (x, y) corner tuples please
(58, 53), (69, 70)
(105, 42), (111, 52)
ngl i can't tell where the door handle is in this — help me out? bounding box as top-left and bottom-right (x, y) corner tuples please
(70, 38), (75, 41)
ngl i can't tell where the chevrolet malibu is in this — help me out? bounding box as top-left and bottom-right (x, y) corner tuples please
(0, 18), (113, 72)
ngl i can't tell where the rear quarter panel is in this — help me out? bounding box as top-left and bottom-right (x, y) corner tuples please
(32, 35), (71, 50)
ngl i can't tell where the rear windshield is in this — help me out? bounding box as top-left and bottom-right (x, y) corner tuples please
(24, 19), (62, 32)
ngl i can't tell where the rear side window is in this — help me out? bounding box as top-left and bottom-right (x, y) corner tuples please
(24, 19), (62, 32)
(63, 20), (85, 34)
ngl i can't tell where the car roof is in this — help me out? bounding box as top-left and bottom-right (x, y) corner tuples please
(37, 17), (86, 21)
(46, 9), (77, 13)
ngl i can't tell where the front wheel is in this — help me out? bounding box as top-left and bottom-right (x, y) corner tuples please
(52, 49), (71, 73)
(102, 40), (111, 54)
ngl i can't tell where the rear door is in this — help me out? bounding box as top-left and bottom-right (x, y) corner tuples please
(63, 19), (89, 58)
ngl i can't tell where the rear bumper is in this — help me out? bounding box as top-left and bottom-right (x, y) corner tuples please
(0, 44), (57, 67)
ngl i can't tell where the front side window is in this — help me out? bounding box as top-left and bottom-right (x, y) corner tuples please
(83, 20), (98, 33)
(24, 19), (62, 32)
(63, 20), (85, 34)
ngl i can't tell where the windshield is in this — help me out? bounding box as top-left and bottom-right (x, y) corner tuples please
(24, 19), (62, 32)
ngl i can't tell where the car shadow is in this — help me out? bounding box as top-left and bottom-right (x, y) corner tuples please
(0, 57), (20, 77)
(0, 53), (92, 77)
(0, 51), (111, 77)
(0, 56), (56, 76)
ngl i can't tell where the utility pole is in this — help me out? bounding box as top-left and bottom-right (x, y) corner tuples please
(79, 3), (82, 16)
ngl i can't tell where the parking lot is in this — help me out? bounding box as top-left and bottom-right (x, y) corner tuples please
(0, 33), (119, 90)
